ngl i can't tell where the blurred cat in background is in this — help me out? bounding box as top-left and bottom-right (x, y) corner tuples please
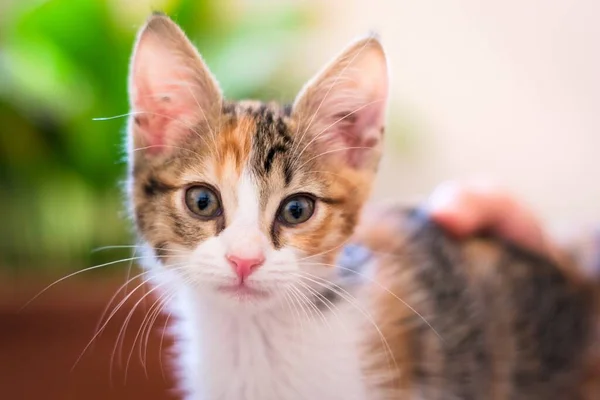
(125, 13), (599, 399)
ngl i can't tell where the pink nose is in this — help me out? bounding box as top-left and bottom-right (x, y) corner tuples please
(227, 254), (265, 281)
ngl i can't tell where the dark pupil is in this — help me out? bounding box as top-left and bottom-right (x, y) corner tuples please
(196, 192), (211, 210)
(288, 201), (304, 219)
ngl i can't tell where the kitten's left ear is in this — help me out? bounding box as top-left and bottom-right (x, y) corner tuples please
(293, 34), (389, 170)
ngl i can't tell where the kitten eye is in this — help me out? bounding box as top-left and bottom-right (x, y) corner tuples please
(185, 185), (222, 219)
(278, 195), (315, 226)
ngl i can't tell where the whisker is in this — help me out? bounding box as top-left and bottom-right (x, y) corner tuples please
(112, 264), (190, 376)
(280, 290), (297, 337)
(300, 261), (442, 341)
(289, 282), (331, 331)
(75, 273), (162, 373)
(94, 268), (150, 346)
(294, 271), (399, 375)
(283, 289), (306, 340)
(181, 82), (219, 160)
(293, 234), (355, 262)
(120, 281), (170, 382)
(95, 255), (203, 343)
(133, 144), (205, 159)
(141, 291), (176, 373)
(289, 284), (323, 325)
(70, 264), (187, 376)
(93, 112), (142, 121)
(96, 107), (217, 158)
(158, 299), (176, 380)
(94, 108), (216, 159)
(301, 170), (363, 191)
(19, 256), (171, 312)
(137, 291), (166, 377)
(293, 279), (346, 333)
(129, 289), (174, 379)
(296, 146), (377, 171)
(91, 244), (188, 254)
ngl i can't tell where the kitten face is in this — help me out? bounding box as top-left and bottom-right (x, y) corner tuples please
(127, 14), (388, 309)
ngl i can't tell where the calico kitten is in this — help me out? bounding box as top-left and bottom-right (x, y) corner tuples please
(126, 13), (599, 399)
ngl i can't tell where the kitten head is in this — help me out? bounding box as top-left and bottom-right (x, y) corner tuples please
(127, 13), (388, 310)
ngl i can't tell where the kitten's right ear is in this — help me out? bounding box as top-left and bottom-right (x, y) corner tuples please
(128, 13), (221, 154)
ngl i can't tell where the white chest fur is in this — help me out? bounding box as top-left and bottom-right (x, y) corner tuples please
(172, 292), (369, 400)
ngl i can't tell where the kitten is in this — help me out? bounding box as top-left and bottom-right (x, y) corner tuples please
(125, 13), (599, 399)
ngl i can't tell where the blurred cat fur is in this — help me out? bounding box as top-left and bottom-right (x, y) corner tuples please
(352, 202), (600, 399)
(125, 13), (600, 399)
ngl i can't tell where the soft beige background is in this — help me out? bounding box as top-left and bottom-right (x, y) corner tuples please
(294, 0), (600, 231)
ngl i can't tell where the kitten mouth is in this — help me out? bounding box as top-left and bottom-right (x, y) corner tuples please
(216, 283), (269, 299)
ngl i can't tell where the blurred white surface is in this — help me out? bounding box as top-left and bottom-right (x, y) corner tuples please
(302, 0), (600, 229)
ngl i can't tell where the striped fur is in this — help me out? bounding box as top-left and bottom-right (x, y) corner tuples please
(353, 205), (600, 399)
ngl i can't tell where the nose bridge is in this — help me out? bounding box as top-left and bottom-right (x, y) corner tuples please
(228, 228), (265, 259)
(227, 200), (269, 242)
(222, 168), (268, 258)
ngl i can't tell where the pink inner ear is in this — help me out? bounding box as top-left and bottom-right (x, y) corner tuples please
(131, 67), (201, 154)
(133, 86), (181, 152)
(326, 104), (384, 168)
(133, 114), (167, 152)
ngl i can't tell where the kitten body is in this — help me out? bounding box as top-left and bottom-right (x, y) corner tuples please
(125, 13), (599, 400)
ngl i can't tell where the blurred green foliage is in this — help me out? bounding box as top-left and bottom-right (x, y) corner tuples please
(0, 0), (311, 272)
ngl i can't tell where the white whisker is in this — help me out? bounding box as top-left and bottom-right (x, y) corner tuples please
(290, 281), (334, 332)
(158, 299), (176, 380)
(294, 271), (399, 375)
(293, 234), (355, 262)
(300, 262), (443, 342)
(75, 273), (160, 373)
(296, 146), (376, 171)
(19, 256), (172, 312)
(284, 287), (309, 335)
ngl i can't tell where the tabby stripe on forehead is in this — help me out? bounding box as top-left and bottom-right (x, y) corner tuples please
(264, 145), (288, 173)
(275, 118), (292, 144)
(283, 162), (293, 186)
(250, 103), (295, 183)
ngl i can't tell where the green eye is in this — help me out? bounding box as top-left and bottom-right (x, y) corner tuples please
(278, 195), (315, 226)
(185, 185), (221, 218)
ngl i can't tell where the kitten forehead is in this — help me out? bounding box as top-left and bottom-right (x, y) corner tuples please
(220, 101), (297, 185)
(173, 102), (295, 186)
